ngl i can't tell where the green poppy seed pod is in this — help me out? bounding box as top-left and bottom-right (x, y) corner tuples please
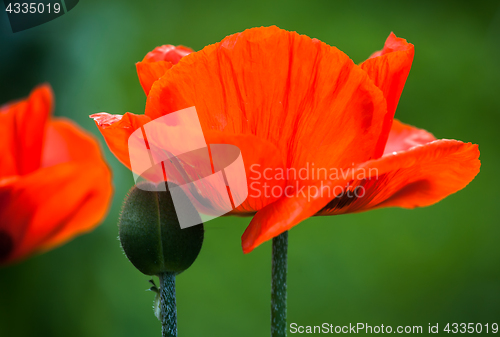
(118, 182), (204, 276)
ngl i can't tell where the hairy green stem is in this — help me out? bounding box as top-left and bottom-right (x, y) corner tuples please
(159, 272), (177, 337)
(271, 231), (288, 337)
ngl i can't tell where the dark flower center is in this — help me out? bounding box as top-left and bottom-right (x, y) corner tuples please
(318, 176), (384, 214)
(0, 230), (14, 262)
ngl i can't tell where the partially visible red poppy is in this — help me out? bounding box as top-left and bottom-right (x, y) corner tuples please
(91, 27), (480, 254)
(136, 45), (194, 95)
(0, 84), (113, 265)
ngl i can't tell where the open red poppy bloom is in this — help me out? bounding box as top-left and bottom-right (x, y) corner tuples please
(0, 84), (113, 265)
(91, 26), (480, 254)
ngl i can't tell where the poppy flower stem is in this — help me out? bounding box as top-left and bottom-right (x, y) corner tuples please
(271, 230), (288, 337)
(159, 272), (177, 337)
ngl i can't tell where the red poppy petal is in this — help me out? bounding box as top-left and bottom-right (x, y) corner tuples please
(360, 33), (414, 158)
(146, 26), (386, 173)
(0, 161), (112, 264)
(90, 112), (151, 168)
(0, 116), (17, 177)
(241, 177), (349, 253)
(383, 119), (436, 155)
(42, 118), (108, 167)
(204, 130), (286, 214)
(0, 84), (53, 176)
(38, 162), (112, 253)
(37, 118), (112, 254)
(316, 139), (480, 216)
(136, 61), (173, 96)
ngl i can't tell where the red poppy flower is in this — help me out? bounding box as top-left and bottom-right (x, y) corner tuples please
(91, 27), (479, 254)
(0, 84), (113, 265)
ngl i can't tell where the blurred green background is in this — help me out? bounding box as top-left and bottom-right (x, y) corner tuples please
(1, 0), (499, 336)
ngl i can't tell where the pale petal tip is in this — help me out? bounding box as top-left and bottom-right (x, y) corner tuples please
(90, 112), (123, 127)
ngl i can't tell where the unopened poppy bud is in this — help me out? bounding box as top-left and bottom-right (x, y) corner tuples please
(118, 182), (204, 276)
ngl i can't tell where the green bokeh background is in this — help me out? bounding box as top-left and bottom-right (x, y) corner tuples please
(1, 1), (499, 336)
